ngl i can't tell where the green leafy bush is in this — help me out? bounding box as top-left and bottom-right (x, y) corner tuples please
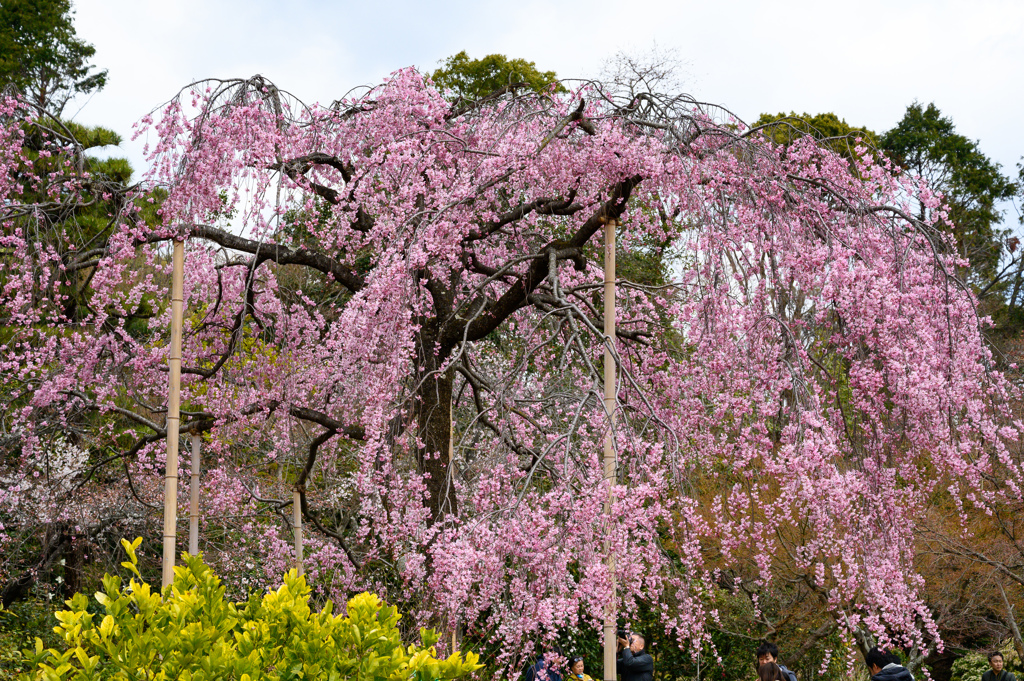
(951, 653), (990, 681)
(1, 596), (63, 681)
(23, 538), (482, 681)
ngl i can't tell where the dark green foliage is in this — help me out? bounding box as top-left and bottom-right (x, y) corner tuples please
(85, 156), (131, 184)
(0, 0), (107, 113)
(880, 102), (1016, 289)
(463, 585), (852, 681)
(613, 232), (670, 288)
(753, 112), (879, 166)
(65, 121), (120, 150)
(431, 51), (565, 102)
(0, 598), (62, 680)
(1, 109), (145, 325)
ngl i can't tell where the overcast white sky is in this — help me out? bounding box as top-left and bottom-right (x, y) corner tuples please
(70, 0), (1023, 212)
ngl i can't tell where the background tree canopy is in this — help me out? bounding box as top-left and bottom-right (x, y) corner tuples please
(880, 102), (1016, 291)
(430, 50), (564, 101)
(753, 111), (879, 164)
(756, 104), (1022, 334)
(0, 0), (107, 114)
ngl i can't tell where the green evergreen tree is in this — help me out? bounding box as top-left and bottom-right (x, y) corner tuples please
(880, 103), (1016, 291)
(0, 0), (107, 113)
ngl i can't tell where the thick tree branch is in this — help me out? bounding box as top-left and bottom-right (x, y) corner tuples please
(189, 224), (365, 292)
(458, 175), (641, 343)
(464, 188), (581, 242)
(269, 153), (374, 231)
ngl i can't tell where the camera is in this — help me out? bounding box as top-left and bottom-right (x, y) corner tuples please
(617, 628), (629, 640)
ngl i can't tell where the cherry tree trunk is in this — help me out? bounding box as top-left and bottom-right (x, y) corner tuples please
(414, 350), (457, 522)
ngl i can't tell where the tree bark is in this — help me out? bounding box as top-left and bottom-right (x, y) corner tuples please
(999, 581), (1024, 662)
(1009, 256), (1024, 312)
(415, 350), (457, 521)
(61, 538), (85, 598)
(0, 520), (114, 607)
(1, 524), (72, 607)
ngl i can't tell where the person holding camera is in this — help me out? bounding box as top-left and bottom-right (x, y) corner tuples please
(616, 632), (654, 681)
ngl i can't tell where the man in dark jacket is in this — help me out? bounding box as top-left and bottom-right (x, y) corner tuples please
(982, 652), (1018, 681)
(616, 633), (654, 681)
(866, 647), (914, 681)
(756, 642), (797, 681)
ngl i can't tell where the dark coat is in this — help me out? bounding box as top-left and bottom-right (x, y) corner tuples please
(871, 663), (914, 681)
(778, 664), (797, 681)
(525, 658), (562, 681)
(617, 648), (654, 681)
(982, 671), (1018, 681)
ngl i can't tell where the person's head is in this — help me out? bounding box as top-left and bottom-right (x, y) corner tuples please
(865, 647), (891, 674)
(989, 652), (1005, 673)
(628, 633), (645, 654)
(570, 657), (585, 676)
(758, 662), (786, 681)
(756, 642), (780, 666)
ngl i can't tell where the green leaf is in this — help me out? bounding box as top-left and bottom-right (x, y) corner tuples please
(23, 540), (478, 681)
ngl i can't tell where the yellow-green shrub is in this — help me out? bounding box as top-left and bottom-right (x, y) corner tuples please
(23, 538), (481, 681)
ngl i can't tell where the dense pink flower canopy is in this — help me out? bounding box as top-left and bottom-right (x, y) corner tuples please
(1, 71), (1020, 663)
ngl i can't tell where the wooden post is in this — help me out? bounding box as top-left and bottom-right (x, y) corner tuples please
(162, 239), (184, 589)
(188, 433), (200, 555)
(450, 390), (459, 652)
(603, 219), (618, 681)
(293, 489), (304, 575)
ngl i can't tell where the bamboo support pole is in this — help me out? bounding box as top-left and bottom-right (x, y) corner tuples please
(450, 387), (459, 652)
(162, 240), (184, 589)
(293, 489), (304, 575)
(188, 433), (200, 555)
(603, 219), (617, 681)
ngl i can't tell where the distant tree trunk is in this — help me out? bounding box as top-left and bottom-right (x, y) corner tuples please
(905, 646), (925, 675)
(1, 525), (71, 607)
(189, 433), (201, 555)
(0, 520), (113, 607)
(61, 538), (85, 598)
(414, 338), (457, 522)
(1009, 257), (1024, 312)
(0, 571), (35, 608)
(999, 581), (1024, 662)
(852, 627), (875, 663)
